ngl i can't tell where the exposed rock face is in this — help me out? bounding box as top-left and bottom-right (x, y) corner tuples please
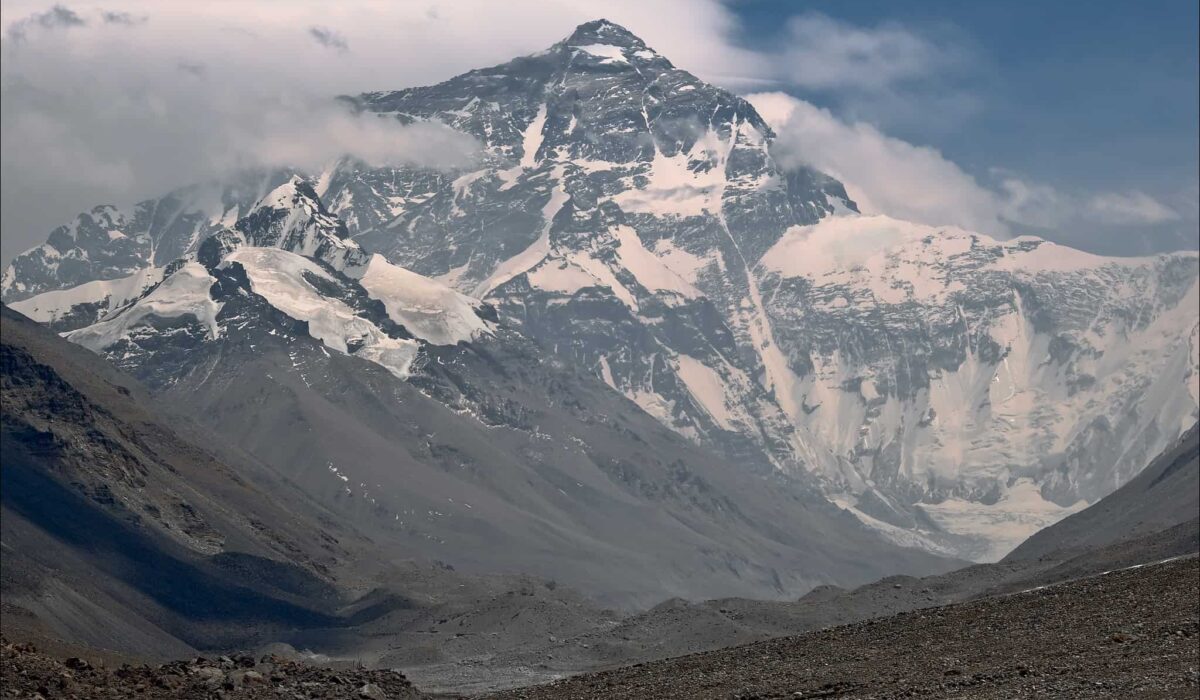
(4, 20), (1197, 561)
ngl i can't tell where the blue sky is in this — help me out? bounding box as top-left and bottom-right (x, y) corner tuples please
(730, 0), (1199, 253)
(1, 0), (1196, 259)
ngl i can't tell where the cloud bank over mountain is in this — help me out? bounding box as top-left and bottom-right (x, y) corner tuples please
(0, 1), (1194, 262)
(750, 91), (1190, 244)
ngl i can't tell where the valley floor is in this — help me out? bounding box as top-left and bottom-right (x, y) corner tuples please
(5, 557), (1195, 699)
(488, 556), (1200, 700)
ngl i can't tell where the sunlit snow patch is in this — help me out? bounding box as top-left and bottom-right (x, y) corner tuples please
(10, 266), (164, 325)
(67, 263), (221, 351)
(223, 248), (419, 379)
(357, 254), (491, 346)
(575, 44), (628, 64)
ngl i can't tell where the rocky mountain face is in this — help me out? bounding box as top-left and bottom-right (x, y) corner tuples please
(8, 174), (961, 608)
(4, 20), (1198, 564)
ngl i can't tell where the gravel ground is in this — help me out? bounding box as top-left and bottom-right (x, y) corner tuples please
(0, 643), (423, 699)
(490, 556), (1200, 699)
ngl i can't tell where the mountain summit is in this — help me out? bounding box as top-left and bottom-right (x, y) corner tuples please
(563, 18), (650, 48)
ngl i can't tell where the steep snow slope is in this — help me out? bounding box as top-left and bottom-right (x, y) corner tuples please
(359, 254), (493, 346)
(222, 248), (422, 379)
(8, 266), (164, 332)
(67, 262), (223, 352)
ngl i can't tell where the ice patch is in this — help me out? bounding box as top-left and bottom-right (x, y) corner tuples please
(358, 254), (491, 346)
(575, 44), (628, 64)
(613, 226), (700, 298)
(67, 263), (220, 351)
(652, 240), (712, 285)
(519, 103), (548, 169)
(993, 237), (1158, 274)
(917, 479), (1088, 562)
(676, 354), (735, 430)
(10, 267), (164, 324)
(474, 172), (568, 297)
(763, 215), (980, 303)
(612, 144), (726, 217)
(526, 259), (596, 295)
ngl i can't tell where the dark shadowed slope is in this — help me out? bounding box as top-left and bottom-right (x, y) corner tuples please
(0, 302), (954, 696)
(1007, 422), (1199, 562)
(0, 304), (401, 656)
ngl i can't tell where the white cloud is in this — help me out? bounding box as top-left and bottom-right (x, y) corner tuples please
(748, 92), (1007, 234)
(0, 2), (1191, 261)
(1085, 191), (1181, 225)
(777, 13), (962, 93)
(748, 91), (1188, 248)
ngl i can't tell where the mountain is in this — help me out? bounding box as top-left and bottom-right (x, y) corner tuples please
(6, 290), (1188, 692)
(9, 176), (960, 608)
(0, 304), (634, 693)
(1006, 422), (1198, 561)
(2, 171), (295, 308)
(4, 19), (1198, 563)
(0, 303), (391, 655)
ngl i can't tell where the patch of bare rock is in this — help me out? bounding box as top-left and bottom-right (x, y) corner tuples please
(0, 641), (422, 699)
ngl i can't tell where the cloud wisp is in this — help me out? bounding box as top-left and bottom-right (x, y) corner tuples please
(748, 92), (1193, 252)
(0, 2), (494, 261)
(778, 13), (965, 94)
(308, 26), (348, 53)
(5, 3), (84, 41)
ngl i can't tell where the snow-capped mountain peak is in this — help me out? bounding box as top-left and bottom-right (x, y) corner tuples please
(563, 19), (647, 48)
(235, 175), (366, 271)
(4, 25), (1196, 564)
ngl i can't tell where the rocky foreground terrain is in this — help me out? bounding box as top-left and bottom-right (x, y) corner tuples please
(491, 556), (1200, 700)
(0, 641), (421, 700)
